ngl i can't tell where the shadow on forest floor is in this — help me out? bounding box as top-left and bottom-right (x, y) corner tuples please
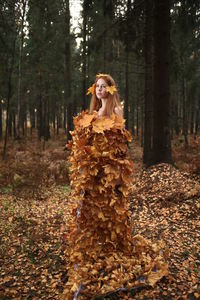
(0, 136), (199, 299)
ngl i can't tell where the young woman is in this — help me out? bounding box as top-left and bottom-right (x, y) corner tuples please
(88, 73), (123, 117)
(63, 74), (168, 299)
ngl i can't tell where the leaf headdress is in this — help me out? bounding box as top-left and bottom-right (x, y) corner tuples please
(86, 74), (117, 95)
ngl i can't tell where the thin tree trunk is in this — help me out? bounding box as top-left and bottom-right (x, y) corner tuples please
(124, 51), (129, 130)
(44, 78), (50, 140)
(124, 0), (131, 130)
(2, 78), (12, 160)
(44, 95), (48, 141)
(8, 112), (12, 137)
(143, 0), (153, 166)
(16, 30), (22, 139)
(13, 111), (16, 138)
(47, 93), (50, 138)
(56, 112), (60, 135)
(0, 101), (2, 140)
(173, 79), (180, 135)
(141, 98), (144, 147)
(21, 103), (27, 137)
(82, 1), (87, 110)
(130, 103), (135, 135)
(2, 40), (16, 160)
(16, 0), (27, 139)
(103, 0), (107, 72)
(182, 75), (188, 145)
(52, 106), (56, 134)
(64, 0), (72, 140)
(38, 71), (43, 140)
(30, 106), (35, 136)
(195, 99), (199, 136)
(190, 99), (194, 134)
(136, 95), (139, 140)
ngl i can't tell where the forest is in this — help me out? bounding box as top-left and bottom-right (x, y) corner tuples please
(0, 0), (200, 299)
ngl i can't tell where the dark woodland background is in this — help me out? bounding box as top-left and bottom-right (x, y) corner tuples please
(0, 0), (200, 165)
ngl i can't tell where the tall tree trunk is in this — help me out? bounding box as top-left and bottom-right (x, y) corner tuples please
(16, 26), (22, 139)
(44, 77), (50, 141)
(130, 102), (135, 135)
(190, 99), (194, 134)
(38, 71), (43, 140)
(2, 37), (16, 160)
(103, 0), (107, 72)
(124, 51), (129, 130)
(82, 1), (87, 110)
(52, 105), (56, 134)
(143, 0), (154, 166)
(124, 0), (131, 130)
(30, 106), (35, 136)
(0, 101), (2, 140)
(136, 95), (139, 140)
(21, 101), (27, 137)
(57, 111), (61, 135)
(141, 99), (144, 147)
(2, 78), (12, 160)
(182, 75), (188, 145)
(173, 79), (180, 135)
(8, 112), (12, 137)
(152, 0), (172, 164)
(16, 0), (27, 139)
(13, 111), (16, 138)
(195, 98), (200, 136)
(64, 0), (72, 141)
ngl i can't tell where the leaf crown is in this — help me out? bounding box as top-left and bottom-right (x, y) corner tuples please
(86, 74), (117, 96)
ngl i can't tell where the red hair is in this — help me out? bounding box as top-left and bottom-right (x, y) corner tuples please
(89, 74), (123, 117)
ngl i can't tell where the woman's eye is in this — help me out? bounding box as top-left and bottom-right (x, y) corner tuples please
(96, 85), (106, 88)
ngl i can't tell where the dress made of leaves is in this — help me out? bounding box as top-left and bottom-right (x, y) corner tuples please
(63, 111), (168, 299)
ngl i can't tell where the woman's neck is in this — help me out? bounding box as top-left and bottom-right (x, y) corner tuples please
(101, 98), (107, 109)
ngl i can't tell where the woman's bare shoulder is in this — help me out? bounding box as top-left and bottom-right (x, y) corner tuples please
(114, 106), (123, 116)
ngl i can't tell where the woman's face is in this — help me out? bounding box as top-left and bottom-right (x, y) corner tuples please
(96, 78), (107, 100)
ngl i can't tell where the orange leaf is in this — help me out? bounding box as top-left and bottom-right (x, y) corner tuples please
(93, 117), (114, 133)
(79, 113), (96, 127)
(86, 83), (95, 95)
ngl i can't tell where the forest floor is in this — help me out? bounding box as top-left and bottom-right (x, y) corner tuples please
(0, 134), (200, 299)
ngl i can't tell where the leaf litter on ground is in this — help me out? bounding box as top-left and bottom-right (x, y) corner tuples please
(0, 137), (199, 299)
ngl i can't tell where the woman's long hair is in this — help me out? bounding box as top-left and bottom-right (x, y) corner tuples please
(89, 74), (123, 117)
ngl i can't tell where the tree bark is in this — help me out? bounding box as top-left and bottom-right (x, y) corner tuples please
(0, 101), (2, 140)
(190, 99), (194, 135)
(13, 111), (16, 138)
(143, 0), (154, 166)
(44, 79), (50, 141)
(124, 51), (129, 130)
(64, 0), (72, 141)
(2, 38), (16, 160)
(152, 0), (172, 164)
(124, 0), (131, 130)
(8, 112), (12, 137)
(195, 99), (200, 136)
(182, 75), (188, 145)
(16, 0), (27, 139)
(37, 71), (43, 140)
(82, 1), (87, 111)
